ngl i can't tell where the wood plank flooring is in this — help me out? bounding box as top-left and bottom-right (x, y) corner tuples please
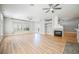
(64, 32), (77, 44)
(0, 32), (77, 54)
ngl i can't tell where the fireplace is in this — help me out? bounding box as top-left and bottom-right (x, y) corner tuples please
(54, 30), (62, 36)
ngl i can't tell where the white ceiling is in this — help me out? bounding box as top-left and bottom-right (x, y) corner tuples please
(1, 4), (79, 21)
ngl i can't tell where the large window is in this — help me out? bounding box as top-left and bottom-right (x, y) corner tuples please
(13, 21), (31, 33)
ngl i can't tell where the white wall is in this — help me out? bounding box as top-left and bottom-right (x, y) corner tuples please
(61, 18), (79, 32)
(4, 18), (13, 34)
(4, 17), (36, 35)
(0, 13), (4, 41)
(40, 19), (45, 34)
(34, 19), (45, 34)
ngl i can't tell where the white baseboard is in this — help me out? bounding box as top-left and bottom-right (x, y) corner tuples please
(4, 32), (35, 36)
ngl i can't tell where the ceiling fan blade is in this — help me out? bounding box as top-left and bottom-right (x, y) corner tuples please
(43, 8), (49, 10)
(54, 4), (60, 7)
(54, 8), (62, 9)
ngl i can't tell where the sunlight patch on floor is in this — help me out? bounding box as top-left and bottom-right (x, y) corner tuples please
(33, 33), (41, 47)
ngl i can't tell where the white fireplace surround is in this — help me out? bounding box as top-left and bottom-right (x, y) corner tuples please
(52, 15), (64, 36)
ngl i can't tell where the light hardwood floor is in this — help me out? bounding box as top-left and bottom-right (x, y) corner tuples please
(0, 32), (77, 54)
(64, 32), (77, 44)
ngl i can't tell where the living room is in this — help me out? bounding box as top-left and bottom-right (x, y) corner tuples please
(0, 4), (79, 54)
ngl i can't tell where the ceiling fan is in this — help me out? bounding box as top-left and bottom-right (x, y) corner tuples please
(43, 4), (62, 13)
